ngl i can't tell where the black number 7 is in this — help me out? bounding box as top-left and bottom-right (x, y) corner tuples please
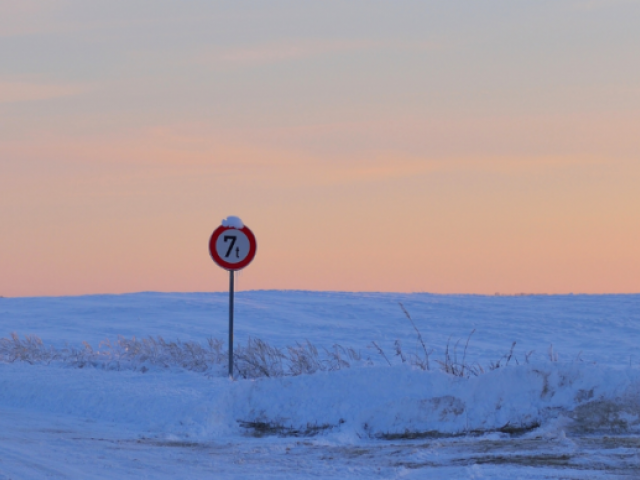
(223, 235), (237, 258)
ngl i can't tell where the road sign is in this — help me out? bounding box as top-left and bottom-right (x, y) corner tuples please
(209, 217), (257, 380)
(209, 224), (257, 271)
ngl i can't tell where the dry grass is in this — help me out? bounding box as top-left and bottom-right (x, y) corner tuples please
(0, 333), (366, 379)
(0, 305), (548, 379)
(0, 333), (227, 373)
(399, 303), (431, 370)
(367, 304), (538, 378)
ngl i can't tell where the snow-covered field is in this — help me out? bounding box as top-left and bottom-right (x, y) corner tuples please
(1, 291), (639, 479)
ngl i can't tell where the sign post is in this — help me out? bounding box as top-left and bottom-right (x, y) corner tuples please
(209, 216), (257, 379)
(228, 267), (234, 378)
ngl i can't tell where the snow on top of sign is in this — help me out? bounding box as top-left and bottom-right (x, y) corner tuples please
(221, 216), (244, 229)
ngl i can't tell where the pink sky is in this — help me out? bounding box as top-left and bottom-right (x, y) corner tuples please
(1, 1), (639, 296)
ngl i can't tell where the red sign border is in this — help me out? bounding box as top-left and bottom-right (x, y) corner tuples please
(209, 225), (257, 271)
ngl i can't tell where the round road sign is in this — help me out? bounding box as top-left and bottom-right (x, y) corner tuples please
(209, 224), (257, 271)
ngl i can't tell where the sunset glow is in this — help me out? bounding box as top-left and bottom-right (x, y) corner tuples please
(1, 1), (639, 296)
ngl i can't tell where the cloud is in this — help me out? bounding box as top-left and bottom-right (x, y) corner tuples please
(0, 81), (90, 104)
(572, 0), (638, 10)
(0, 123), (611, 202)
(191, 39), (374, 68)
(190, 39), (439, 69)
(0, 0), (72, 38)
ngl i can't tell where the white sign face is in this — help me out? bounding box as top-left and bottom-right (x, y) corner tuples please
(214, 229), (251, 264)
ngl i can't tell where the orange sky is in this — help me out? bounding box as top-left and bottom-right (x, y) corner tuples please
(1, 1), (640, 296)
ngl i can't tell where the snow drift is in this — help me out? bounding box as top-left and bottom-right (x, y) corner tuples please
(1, 292), (640, 441)
(1, 357), (639, 442)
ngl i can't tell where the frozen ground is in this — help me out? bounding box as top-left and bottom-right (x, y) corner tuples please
(1, 291), (639, 479)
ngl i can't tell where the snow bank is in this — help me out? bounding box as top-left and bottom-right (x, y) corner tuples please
(1, 361), (639, 442)
(233, 363), (640, 439)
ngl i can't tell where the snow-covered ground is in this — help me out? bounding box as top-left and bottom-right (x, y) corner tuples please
(1, 291), (639, 479)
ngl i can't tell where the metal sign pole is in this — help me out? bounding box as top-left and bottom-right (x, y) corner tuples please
(210, 218), (256, 380)
(228, 270), (234, 379)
